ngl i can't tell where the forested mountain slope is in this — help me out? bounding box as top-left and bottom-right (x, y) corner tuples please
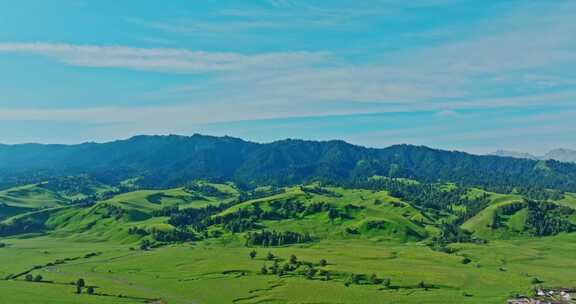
(2, 134), (576, 191)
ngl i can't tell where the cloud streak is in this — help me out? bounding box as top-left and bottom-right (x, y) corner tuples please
(0, 42), (328, 73)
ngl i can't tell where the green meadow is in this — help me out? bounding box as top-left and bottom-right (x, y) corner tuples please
(1, 234), (576, 304)
(1, 180), (575, 303)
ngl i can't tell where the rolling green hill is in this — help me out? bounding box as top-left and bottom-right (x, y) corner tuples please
(1, 135), (576, 303)
(0, 181), (575, 303)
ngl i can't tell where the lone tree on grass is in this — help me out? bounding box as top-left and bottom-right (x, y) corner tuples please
(266, 252), (275, 261)
(249, 250), (257, 260)
(319, 259), (327, 267)
(25, 274), (33, 282)
(34, 275), (43, 282)
(260, 265), (268, 275)
(76, 278), (85, 294)
(87, 286), (95, 295)
(382, 278), (391, 288)
(289, 254), (298, 265)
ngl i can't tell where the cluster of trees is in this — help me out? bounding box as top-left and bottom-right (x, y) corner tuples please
(96, 204), (125, 220)
(344, 273), (392, 288)
(345, 178), (491, 224)
(151, 206), (179, 217)
(245, 230), (313, 247)
(515, 187), (564, 201)
(482, 185), (564, 201)
(525, 200), (575, 236)
(490, 200), (575, 236)
(128, 226), (197, 243)
(256, 252), (331, 280)
(24, 274), (43, 282)
(0, 216), (45, 236)
(74, 278), (94, 295)
(430, 223), (485, 251)
(150, 228), (197, 243)
(167, 201), (238, 231)
(185, 183), (228, 198)
(299, 186), (342, 197)
(236, 187), (286, 203)
(253, 251), (398, 288)
(224, 218), (259, 233)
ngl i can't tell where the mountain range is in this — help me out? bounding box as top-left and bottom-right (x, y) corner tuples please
(2, 134), (576, 191)
(491, 148), (576, 163)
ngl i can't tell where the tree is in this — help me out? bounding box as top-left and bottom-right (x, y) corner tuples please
(305, 267), (317, 280)
(249, 250), (257, 260)
(76, 278), (85, 294)
(266, 252), (275, 261)
(320, 270), (331, 281)
(34, 275), (43, 282)
(76, 278), (85, 288)
(87, 286), (95, 295)
(260, 265), (268, 275)
(418, 281), (426, 289)
(319, 259), (327, 267)
(271, 261), (279, 275)
(25, 274), (33, 281)
(370, 273), (380, 285)
(290, 254), (298, 265)
(382, 278), (391, 288)
(328, 208), (339, 224)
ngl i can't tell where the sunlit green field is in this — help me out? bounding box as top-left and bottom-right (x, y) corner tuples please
(1, 181), (575, 303)
(1, 233), (575, 304)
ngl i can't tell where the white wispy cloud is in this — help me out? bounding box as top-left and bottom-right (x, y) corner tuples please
(1, 0), (575, 151)
(0, 42), (328, 73)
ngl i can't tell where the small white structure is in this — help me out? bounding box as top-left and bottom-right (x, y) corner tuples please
(560, 290), (572, 301)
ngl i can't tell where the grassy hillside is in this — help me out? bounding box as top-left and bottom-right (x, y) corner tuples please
(0, 176), (115, 221)
(1, 182), (240, 241)
(217, 185), (429, 242)
(1, 233), (575, 304)
(461, 190), (524, 239)
(1, 181), (575, 303)
(0, 184), (67, 209)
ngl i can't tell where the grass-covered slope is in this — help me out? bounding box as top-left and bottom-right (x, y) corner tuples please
(1, 232), (576, 303)
(0, 184), (67, 209)
(216, 185), (429, 242)
(1, 182), (241, 241)
(1, 181), (576, 303)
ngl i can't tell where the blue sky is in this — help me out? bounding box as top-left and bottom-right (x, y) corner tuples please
(0, 0), (575, 154)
